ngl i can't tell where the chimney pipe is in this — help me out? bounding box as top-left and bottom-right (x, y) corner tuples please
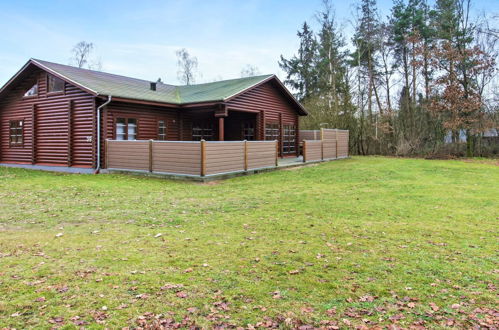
(150, 82), (156, 91)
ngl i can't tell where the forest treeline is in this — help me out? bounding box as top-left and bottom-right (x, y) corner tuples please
(280, 0), (498, 157)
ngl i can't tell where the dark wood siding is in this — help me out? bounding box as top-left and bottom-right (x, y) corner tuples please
(104, 102), (184, 141)
(0, 68), (95, 167)
(226, 80), (300, 155)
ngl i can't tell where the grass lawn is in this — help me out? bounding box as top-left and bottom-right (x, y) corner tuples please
(0, 156), (497, 328)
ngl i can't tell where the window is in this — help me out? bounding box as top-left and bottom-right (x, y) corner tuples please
(158, 120), (167, 140)
(192, 122), (213, 141)
(24, 84), (38, 97)
(265, 123), (280, 141)
(242, 121), (255, 140)
(9, 120), (23, 147)
(283, 124), (296, 154)
(47, 75), (65, 93)
(116, 118), (137, 140)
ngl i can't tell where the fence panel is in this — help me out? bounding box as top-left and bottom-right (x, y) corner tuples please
(321, 129), (337, 140)
(303, 140), (323, 162)
(107, 140), (150, 171)
(247, 141), (277, 170)
(322, 139), (337, 159)
(300, 130), (321, 140)
(152, 141), (201, 175)
(205, 141), (245, 175)
(337, 130), (349, 157)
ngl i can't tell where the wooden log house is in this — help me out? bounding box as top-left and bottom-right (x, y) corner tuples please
(0, 59), (307, 172)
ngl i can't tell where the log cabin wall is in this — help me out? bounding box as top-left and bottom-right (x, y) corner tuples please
(0, 68), (95, 167)
(103, 101), (183, 141)
(226, 80), (300, 155)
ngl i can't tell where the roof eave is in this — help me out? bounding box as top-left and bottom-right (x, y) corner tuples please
(0, 59), (33, 97)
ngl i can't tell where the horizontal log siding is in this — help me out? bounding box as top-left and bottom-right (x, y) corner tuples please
(227, 80), (300, 154)
(152, 142), (200, 175)
(303, 140), (322, 162)
(322, 139), (337, 159)
(0, 68), (95, 166)
(205, 142), (245, 175)
(104, 102), (183, 141)
(247, 141), (277, 169)
(337, 130), (349, 157)
(107, 140), (150, 171)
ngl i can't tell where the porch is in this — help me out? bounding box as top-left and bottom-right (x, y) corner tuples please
(184, 107), (299, 158)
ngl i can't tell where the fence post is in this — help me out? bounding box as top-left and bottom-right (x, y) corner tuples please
(200, 139), (206, 176)
(149, 139), (153, 172)
(303, 140), (307, 163)
(105, 139), (109, 169)
(275, 140), (279, 166)
(244, 140), (248, 171)
(335, 140), (338, 159)
(336, 129), (339, 157)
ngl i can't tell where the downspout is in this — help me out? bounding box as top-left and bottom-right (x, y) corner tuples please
(94, 95), (112, 174)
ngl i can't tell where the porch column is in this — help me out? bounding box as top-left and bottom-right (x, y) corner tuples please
(215, 103), (228, 141)
(218, 117), (225, 141)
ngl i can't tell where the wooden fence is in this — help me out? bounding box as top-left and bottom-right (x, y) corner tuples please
(106, 129), (349, 178)
(302, 129), (349, 162)
(106, 140), (278, 177)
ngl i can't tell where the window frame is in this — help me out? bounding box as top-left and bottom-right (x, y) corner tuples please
(265, 122), (280, 141)
(47, 74), (65, 95)
(242, 121), (256, 141)
(115, 117), (138, 141)
(157, 119), (167, 141)
(282, 123), (296, 155)
(192, 122), (214, 141)
(9, 119), (24, 148)
(23, 83), (39, 99)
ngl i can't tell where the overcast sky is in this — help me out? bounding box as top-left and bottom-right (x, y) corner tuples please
(0, 0), (496, 87)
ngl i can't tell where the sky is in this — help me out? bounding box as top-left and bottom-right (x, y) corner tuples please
(0, 0), (497, 87)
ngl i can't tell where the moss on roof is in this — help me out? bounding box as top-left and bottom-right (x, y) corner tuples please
(33, 59), (273, 105)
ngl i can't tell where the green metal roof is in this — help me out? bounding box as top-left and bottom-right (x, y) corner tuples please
(32, 59), (274, 105)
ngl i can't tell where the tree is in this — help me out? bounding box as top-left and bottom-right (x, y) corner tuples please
(240, 65), (260, 77)
(176, 48), (198, 85)
(425, 40), (496, 156)
(315, 0), (348, 111)
(70, 41), (101, 70)
(279, 22), (319, 101)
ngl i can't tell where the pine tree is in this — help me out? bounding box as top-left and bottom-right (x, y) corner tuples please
(279, 22), (318, 101)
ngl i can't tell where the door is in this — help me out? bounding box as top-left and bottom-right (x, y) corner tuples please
(282, 124), (296, 156)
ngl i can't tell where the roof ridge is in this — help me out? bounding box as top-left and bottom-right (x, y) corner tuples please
(183, 74), (274, 88)
(32, 58), (273, 88)
(31, 58), (177, 87)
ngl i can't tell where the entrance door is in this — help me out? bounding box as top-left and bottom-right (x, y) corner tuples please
(282, 124), (296, 155)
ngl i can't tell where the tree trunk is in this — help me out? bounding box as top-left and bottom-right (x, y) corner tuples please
(466, 129), (473, 157)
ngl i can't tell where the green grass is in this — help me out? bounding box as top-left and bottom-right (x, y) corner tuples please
(0, 157), (497, 328)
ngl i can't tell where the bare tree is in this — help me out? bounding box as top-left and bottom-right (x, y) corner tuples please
(240, 64), (260, 77)
(176, 48), (198, 85)
(70, 41), (102, 70)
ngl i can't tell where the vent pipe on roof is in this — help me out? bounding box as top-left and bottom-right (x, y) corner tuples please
(150, 82), (157, 91)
